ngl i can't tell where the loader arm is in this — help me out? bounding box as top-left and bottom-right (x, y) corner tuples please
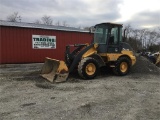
(65, 44), (87, 67)
(68, 44), (94, 73)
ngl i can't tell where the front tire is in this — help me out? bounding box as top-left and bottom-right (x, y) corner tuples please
(78, 57), (99, 79)
(112, 57), (131, 76)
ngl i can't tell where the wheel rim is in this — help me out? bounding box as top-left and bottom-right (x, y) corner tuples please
(85, 63), (96, 75)
(120, 62), (128, 73)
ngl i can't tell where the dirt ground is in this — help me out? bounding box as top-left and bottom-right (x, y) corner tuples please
(0, 56), (160, 120)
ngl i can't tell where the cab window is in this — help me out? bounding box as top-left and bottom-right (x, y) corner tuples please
(94, 25), (108, 44)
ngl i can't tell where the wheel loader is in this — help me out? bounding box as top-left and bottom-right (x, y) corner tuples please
(155, 52), (160, 67)
(41, 22), (136, 83)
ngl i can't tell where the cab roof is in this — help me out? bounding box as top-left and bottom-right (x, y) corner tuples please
(95, 22), (123, 27)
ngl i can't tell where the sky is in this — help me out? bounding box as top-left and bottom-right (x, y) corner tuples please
(0, 0), (160, 29)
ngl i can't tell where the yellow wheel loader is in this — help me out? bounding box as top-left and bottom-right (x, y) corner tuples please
(155, 52), (160, 67)
(41, 23), (136, 83)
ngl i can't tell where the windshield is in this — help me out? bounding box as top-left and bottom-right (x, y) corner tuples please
(94, 25), (108, 44)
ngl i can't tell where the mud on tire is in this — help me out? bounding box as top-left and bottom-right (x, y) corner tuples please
(112, 56), (131, 76)
(78, 57), (99, 79)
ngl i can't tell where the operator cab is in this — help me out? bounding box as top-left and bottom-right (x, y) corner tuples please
(94, 23), (123, 53)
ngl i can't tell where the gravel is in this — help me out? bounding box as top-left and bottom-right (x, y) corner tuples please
(0, 55), (160, 120)
(131, 55), (160, 75)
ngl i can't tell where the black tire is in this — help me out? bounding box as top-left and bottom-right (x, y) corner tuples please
(148, 57), (156, 64)
(112, 57), (131, 76)
(78, 57), (99, 79)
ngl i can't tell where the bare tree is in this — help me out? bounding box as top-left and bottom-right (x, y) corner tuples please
(123, 24), (160, 51)
(62, 21), (68, 27)
(55, 20), (70, 27)
(7, 12), (21, 22)
(83, 27), (90, 31)
(139, 29), (147, 48)
(148, 30), (158, 46)
(131, 29), (139, 40)
(55, 21), (61, 26)
(129, 29), (141, 50)
(157, 27), (160, 38)
(34, 20), (41, 24)
(78, 25), (82, 29)
(124, 24), (132, 39)
(41, 15), (53, 25)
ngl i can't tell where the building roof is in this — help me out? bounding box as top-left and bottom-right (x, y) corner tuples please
(0, 20), (89, 33)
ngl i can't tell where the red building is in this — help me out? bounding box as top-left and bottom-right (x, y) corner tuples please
(0, 20), (93, 64)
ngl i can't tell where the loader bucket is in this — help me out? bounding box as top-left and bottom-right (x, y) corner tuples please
(41, 57), (69, 83)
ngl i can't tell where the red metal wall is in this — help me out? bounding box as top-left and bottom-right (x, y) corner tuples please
(0, 26), (93, 64)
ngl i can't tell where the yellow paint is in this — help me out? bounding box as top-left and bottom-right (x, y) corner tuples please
(120, 62), (128, 72)
(155, 53), (160, 65)
(57, 61), (68, 73)
(99, 50), (136, 66)
(85, 63), (96, 75)
(82, 43), (98, 58)
(81, 44), (136, 66)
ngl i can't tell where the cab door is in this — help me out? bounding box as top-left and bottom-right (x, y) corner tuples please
(107, 26), (122, 53)
(94, 25), (109, 53)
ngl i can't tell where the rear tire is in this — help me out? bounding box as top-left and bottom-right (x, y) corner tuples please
(78, 57), (99, 79)
(112, 57), (131, 76)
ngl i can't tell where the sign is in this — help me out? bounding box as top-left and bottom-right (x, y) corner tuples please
(32, 35), (56, 49)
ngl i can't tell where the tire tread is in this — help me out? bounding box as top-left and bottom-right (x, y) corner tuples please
(78, 57), (98, 79)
